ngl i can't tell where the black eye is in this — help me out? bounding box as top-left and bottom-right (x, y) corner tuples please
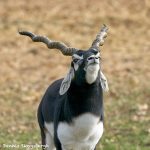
(73, 59), (79, 63)
(97, 56), (101, 60)
(87, 57), (93, 61)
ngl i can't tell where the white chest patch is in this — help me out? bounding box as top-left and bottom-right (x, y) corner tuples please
(85, 64), (99, 84)
(57, 113), (103, 150)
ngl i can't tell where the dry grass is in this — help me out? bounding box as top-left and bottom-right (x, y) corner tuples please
(0, 0), (150, 149)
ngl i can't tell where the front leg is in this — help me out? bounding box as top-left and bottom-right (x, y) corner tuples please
(54, 139), (62, 150)
(56, 147), (62, 150)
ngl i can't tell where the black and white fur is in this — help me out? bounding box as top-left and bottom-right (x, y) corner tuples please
(19, 25), (109, 150)
(37, 48), (109, 150)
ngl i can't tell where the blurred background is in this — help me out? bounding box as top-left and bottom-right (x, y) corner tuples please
(0, 0), (150, 149)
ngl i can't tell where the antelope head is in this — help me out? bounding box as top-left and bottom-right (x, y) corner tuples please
(19, 25), (109, 95)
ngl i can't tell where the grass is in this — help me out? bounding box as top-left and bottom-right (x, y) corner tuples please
(0, 0), (150, 149)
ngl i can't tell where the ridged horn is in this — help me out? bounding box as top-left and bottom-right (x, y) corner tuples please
(91, 24), (108, 49)
(19, 30), (78, 56)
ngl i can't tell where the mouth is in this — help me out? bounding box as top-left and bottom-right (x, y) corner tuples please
(88, 62), (99, 66)
(86, 63), (99, 72)
(84, 61), (100, 72)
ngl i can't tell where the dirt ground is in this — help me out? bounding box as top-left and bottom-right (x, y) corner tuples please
(0, 0), (150, 149)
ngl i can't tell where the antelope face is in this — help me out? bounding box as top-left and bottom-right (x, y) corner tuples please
(72, 48), (101, 85)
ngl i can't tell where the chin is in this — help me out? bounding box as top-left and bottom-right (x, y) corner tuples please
(85, 64), (100, 84)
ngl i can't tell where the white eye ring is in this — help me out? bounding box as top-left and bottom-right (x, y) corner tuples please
(72, 54), (83, 62)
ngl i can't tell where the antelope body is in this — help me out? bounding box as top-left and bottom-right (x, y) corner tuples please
(19, 25), (109, 150)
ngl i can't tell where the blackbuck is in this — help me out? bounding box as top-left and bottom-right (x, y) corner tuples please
(19, 25), (109, 150)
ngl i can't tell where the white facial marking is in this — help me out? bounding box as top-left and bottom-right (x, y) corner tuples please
(85, 53), (100, 84)
(85, 64), (100, 84)
(72, 54), (83, 60)
(72, 54), (83, 71)
(57, 113), (103, 150)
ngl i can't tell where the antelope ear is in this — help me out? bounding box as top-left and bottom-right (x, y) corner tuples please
(100, 71), (109, 92)
(59, 67), (74, 95)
